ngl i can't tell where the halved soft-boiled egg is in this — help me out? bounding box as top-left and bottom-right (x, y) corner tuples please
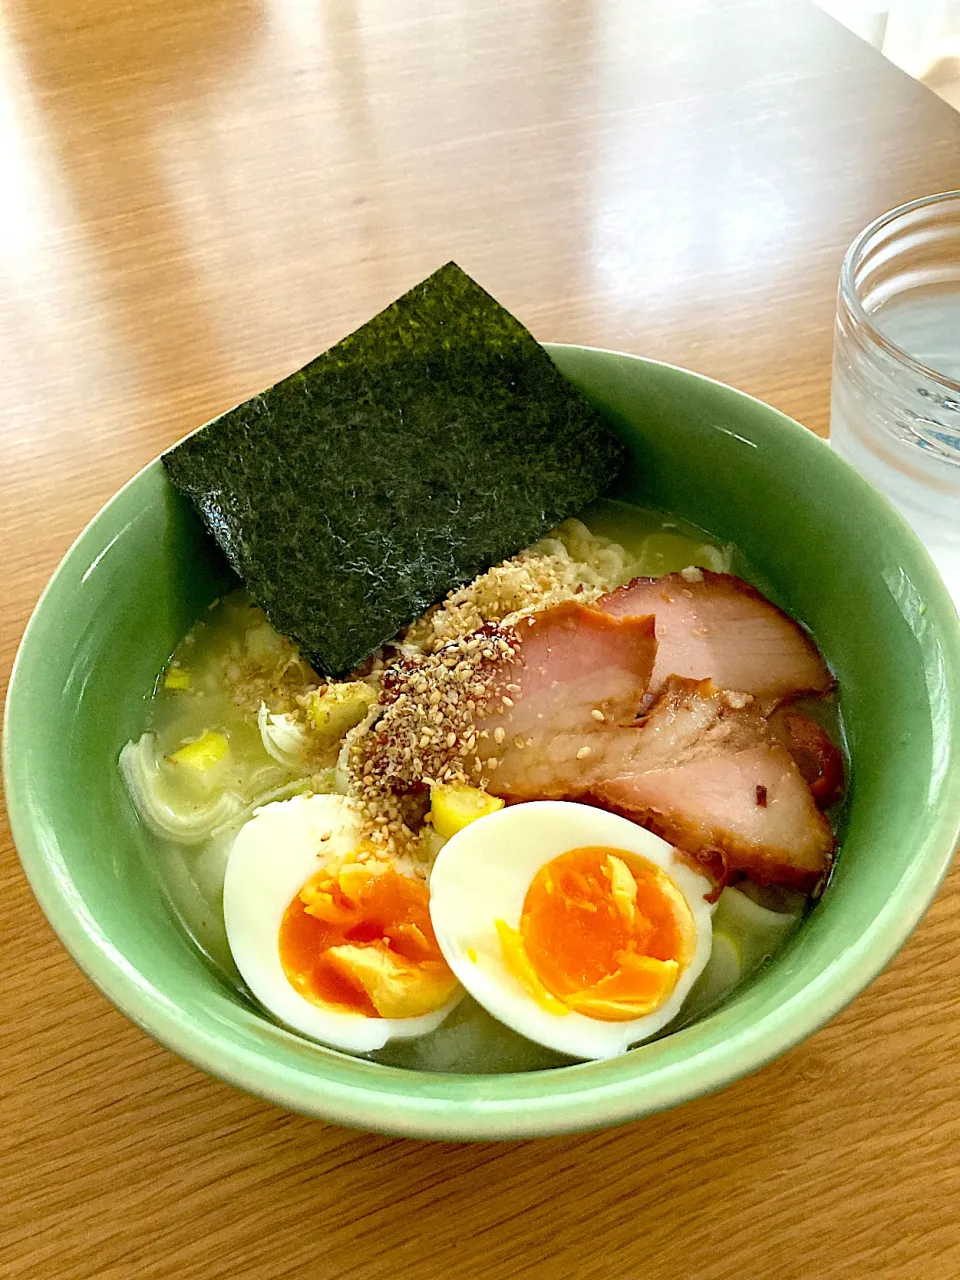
(223, 793), (461, 1053)
(429, 800), (714, 1059)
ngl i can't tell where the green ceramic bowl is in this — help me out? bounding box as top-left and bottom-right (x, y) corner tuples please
(6, 346), (960, 1140)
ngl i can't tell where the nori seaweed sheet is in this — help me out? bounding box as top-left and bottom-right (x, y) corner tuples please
(163, 263), (626, 676)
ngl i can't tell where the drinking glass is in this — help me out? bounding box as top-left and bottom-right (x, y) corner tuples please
(830, 191), (960, 606)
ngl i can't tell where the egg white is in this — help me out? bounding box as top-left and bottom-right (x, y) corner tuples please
(223, 792), (459, 1054)
(428, 800), (715, 1059)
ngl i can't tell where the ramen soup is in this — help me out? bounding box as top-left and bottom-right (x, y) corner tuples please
(120, 503), (844, 1073)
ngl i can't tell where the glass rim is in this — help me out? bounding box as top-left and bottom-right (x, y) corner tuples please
(839, 189), (960, 396)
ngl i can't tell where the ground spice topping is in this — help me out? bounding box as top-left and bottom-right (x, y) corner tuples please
(346, 623), (519, 857)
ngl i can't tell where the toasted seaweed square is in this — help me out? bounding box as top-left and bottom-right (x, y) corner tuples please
(163, 263), (626, 676)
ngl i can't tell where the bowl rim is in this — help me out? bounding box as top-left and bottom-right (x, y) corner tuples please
(5, 344), (960, 1140)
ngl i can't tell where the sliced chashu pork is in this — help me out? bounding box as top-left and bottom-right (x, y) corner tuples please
(768, 708), (845, 810)
(597, 570), (834, 713)
(480, 630), (835, 890)
(591, 678), (835, 892)
(498, 600), (658, 728)
(477, 600), (657, 797)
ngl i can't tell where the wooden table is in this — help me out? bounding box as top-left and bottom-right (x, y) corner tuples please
(3, 1), (959, 1276)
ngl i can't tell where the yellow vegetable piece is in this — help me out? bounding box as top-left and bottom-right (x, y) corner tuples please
(163, 668), (192, 690)
(169, 730), (229, 771)
(430, 784), (505, 839)
(495, 919), (568, 1016)
(303, 682), (377, 741)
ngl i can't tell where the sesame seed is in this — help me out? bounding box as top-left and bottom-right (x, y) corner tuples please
(502, 696), (514, 707)
(494, 727), (506, 744)
(577, 746), (592, 759)
(591, 709), (606, 722)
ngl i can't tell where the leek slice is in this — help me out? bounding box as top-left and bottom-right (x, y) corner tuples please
(120, 733), (243, 844)
(209, 776), (314, 839)
(712, 886), (800, 973)
(680, 931), (743, 1023)
(257, 702), (311, 771)
(678, 888), (800, 1024)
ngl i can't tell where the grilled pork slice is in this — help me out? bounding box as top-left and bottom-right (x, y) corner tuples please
(597, 571), (834, 713)
(498, 600), (658, 728)
(484, 672), (835, 890)
(768, 708), (846, 809)
(477, 600), (657, 797)
(592, 678), (835, 891)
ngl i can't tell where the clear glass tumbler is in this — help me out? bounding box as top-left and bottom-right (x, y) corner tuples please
(830, 191), (960, 606)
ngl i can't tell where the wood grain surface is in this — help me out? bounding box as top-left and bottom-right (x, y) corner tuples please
(2, 2), (960, 1277)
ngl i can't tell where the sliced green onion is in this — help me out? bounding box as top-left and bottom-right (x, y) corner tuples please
(712, 886), (800, 973)
(210, 776), (314, 839)
(257, 702), (311, 771)
(119, 733), (243, 844)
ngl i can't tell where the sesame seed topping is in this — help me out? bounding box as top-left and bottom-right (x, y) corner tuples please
(343, 620), (520, 855)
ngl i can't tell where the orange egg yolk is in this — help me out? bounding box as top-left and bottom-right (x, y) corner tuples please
(279, 862), (458, 1019)
(497, 846), (696, 1022)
